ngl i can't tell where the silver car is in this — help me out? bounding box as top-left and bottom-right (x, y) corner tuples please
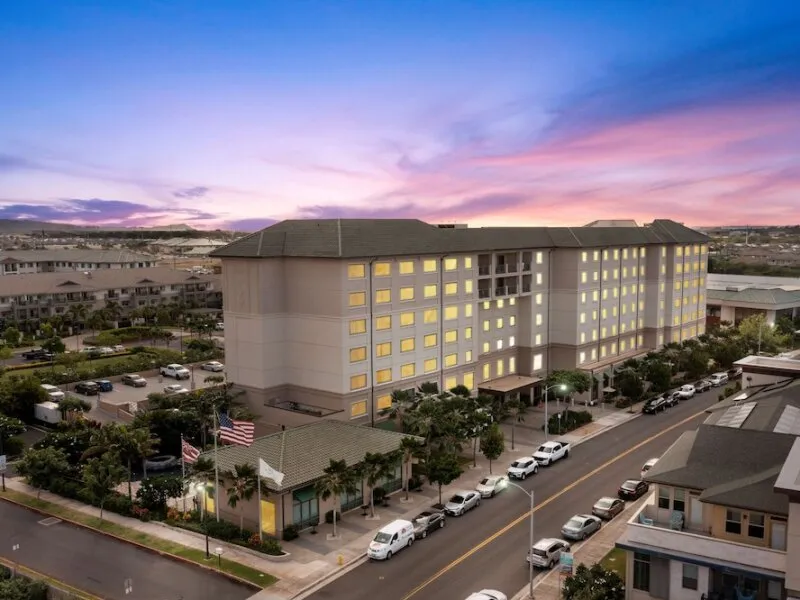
(561, 514), (602, 540)
(476, 475), (508, 498)
(591, 497), (625, 520)
(444, 490), (481, 516)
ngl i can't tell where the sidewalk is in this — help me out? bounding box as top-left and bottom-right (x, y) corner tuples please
(3, 401), (643, 600)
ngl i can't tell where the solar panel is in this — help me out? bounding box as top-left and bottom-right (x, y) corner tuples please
(716, 401), (757, 428)
(774, 405), (800, 435)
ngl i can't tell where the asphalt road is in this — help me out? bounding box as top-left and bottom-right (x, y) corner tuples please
(307, 390), (722, 600)
(0, 501), (254, 600)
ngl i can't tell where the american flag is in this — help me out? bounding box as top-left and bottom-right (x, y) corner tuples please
(181, 439), (200, 464)
(218, 412), (255, 447)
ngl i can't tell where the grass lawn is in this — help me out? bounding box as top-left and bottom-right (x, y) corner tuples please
(2, 354), (133, 380)
(0, 489), (277, 588)
(600, 546), (627, 581)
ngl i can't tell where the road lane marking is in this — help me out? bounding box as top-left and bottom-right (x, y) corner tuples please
(401, 408), (708, 600)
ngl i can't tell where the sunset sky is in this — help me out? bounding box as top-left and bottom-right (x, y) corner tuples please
(1, 1), (798, 231)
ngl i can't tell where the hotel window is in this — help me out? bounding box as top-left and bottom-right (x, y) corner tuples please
(600, 345), (607, 358)
(375, 342), (392, 358)
(399, 287), (415, 301)
(400, 337), (415, 353)
(535, 293), (543, 305)
(533, 354), (543, 371)
(424, 358), (438, 373)
(592, 330), (597, 341)
(444, 353), (457, 368)
(465, 350), (473, 362)
(349, 347), (367, 363)
(581, 251), (588, 262)
(424, 284), (438, 299)
(509, 335), (516, 346)
(579, 312), (586, 324)
(374, 262), (391, 277)
(591, 349), (597, 360)
(622, 248), (628, 259)
(445, 282), (458, 296)
(496, 340), (503, 351)
(661, 264), (666, 275)
(496, 359), (504, 377)
(509, 316), (516, 326)
(593, 250), (600, 261)
(376, 394), (392, 410)
(376, 289), (391, 304)
(399, 260), (415, 275)
(464, 257), (473, 269)
(464, 371), (474, 390)
(621, 305), (627, 315)
(601, 326), (607, 338)
(509, 297), (516, 306)
(349, 291), (366, 307)
(725, 510), (742, 535)
(613, 268), (619, 279)
(424, 333), (438, 348)
(632, 266), (637, 276)
(496, 317), (504, 329)
(465, 304), (473, 317)
(349, 319), (367, 335)
(482, 342), (490, 354)
(509, 357), (516, 373)
(581, 291), (587, 304)
(603, 249), (609, 260)
(580, 332), (586, 344)
(601, 308), (607, 319)
(613, 249), (619, 260)
(536, 272), (543, 285)
(400, 311), (415, 327)
(613, 287), (618, 298)
(593, 271), (599, 281)
(748, 513), (765, 539)
(602, 289), (608, 300)
(535, 251), (543, 264)
(465, 326), (473, 339)
(632, 248), (637, 258)
(622, 287), (627, 297)
(638, 334), (644, 346)
(496, 298), (504, 309)
(622, 267), (628, 278)
(681, 564), (698, 591)
(611, 324), (617, 335)
(639, 301), (644, 311)
(592, 310), (598, 320)
(445, 329), (458, 344)
(592, 290), (599, 301)
(444, 258), (458, 271)
(423, 308), (438, 324)
(483, 320), (490, 332)
(579, 352), (586, 364)
(375, 368), (392, 384)
(351, 400), (367, 418)
(482, 364), (490, 381)
(580, 272), (587, 283)
(350, 374), (367, 391)
(534, 333), (542, 345)
(620, 340), (626, 352)
(445, 376), (457, 391)
(535, 314), (543, 326)
(400, 363), (416, 379)
(423, 259), (437, 273)
(640, 247), (646, 257)
(376, 315), (391, 330)
(676, 246), (683, 257)
(633, 553), (650, 592)
(464, 280), (473, 294)
(348, 264), (365, 279)
(444, 306), (459, 321)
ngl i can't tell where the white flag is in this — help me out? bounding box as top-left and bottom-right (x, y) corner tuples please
(259, 458), (285, 486)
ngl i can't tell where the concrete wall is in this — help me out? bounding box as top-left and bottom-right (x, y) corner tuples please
(668, 560), (709, 600)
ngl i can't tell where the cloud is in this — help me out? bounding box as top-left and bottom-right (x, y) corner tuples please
(0, 153), (37, 172)
(173, 186), (210, 199)
(224, 217), (278, 231)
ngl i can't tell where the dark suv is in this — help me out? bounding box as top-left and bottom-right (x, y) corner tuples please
(642, 396), (667, 414)
(22, 348), (54, 361)
(75, 381), (100, 395)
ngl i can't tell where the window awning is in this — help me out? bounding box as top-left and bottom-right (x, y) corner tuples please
(602, 387), (616, 394)
(292, 486), (316, 502)
(478, 375), (543, 394)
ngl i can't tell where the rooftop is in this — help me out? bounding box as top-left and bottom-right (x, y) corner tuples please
(210, 218), (708, 259)
(0, 249), (155, 264)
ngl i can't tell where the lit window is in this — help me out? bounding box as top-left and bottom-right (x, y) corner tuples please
(399, 287), (415, 301)
(510, 297), (516, 306)
(592, 290), (599, 301)
(349, 291), (366, 307)
(581, 292), (587, 304)
(482, 301), (490, 310)
(613, 268), (619, 279)
(602, 289), (608, 300)
(592, 310), (597, 320)
(399, 260), (415, 275)
(592, 330), (597, 341)
(423, 309), (438, 324)
(445, 376), (457, 391)
(632, 248), (637, 258)
(348, 345), (368, 363)
(375, 342), (392, 357)
(444, 258), (458, 271)
(351, 400), (367, 418)
(496, 317), (504, 329)
(423, 259), (437, 273)
(593, 271), (599, 281)
(535, 314), (543, 325)
(350, 374), (367, 390)
(400, 338), (415, 352)
(600, 345), (607, 358)
(424, 358), (438, 373)
(465, 304), (473, 317)
(348, 264), (365, 279)
(509, 316), (516, 326)
(536, 273), (543, 285)
(400, 363), (416, 378)
(534, 334), (542, 345)
(349, 319), (366, 335)
(465, 327), (473, 339)
(444, 306), (458, 320)
(579, 352), (586, 364)
(376, 395), (392, 410)
(601, 308), (607, 319)
(496, 339), (503, 350)
(611, 342), (617, 353)
(509, 335), (516, 346)
(424, 333), (438, 348)
(465, 350), (473, 363)
(400, 311), (415, 326)
(444, 353), (457, 368)
(591, 349), (597, 359)
(496, 359), (504, 376)
(580, 312), (586, 324)
(509, 356), (516, 373)
(581, 251), (588, 263)
(603, 249), (609, 260)
(376, 289), (391, 304)
(580, 332), (586, 343)
(602, 269), (608, 281)
(376, 315), (391, 330)
(620, 340), (626, 352)
(376, 368), (392, 384)
(593, 250), (600, 261)
(613, 249), (619, 260)
(622, 267), (628, 278)
(483, 320), (490, 332)
(496, 298), (504, 308)
(601, 327), (607, 338)
(482, 342), (490, 354)
(445, 329), (458, 343)
(424, 284), (438, 299)
(536, 251), (543, 264)
(640, 247), (646, 257)
(445, 282), (458, 296)
(623, 248), (628, 260)
(374, 262), (391, 277)
(533, 354), (543, 370)
(464, 257), (473, 269)
(464, 371), (474, 390)
(482, 363), (490, 381)
(581, 272), (587, 283)
(632, 266), (637, 276)
(464, 280), (473, 294)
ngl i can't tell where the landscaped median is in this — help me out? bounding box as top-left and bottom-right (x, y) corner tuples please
(0, 488), (277, 589)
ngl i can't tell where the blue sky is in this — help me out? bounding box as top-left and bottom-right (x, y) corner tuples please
(1, 0), (798, 230)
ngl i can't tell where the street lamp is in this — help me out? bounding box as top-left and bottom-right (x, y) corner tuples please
(195, 483), (210, 559)
(543, 384), (568, 441)
(506, 481), (536, 599)
(215, 547), (223, 570)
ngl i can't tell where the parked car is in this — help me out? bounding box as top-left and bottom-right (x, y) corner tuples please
(507, 457), (539, 480)
(532, 440), (570, 466)
(592, 497), (625, 520)
(727, 366), (743, 379)
(476, 475), (508, 498)
(202, 361), (225, 372)
(97, 346), (115, 355)
(164, 384), (190, 395)
(561, 514), (602, 540)
(664, 392), (680, 407)
(694, 379), (712, 393)
(640, 458), (659, 479)
(642, 396), (667, 414)
(367, 519), (414, 560)
(677, 384), (696, 399)
(160, 364), (190, 379)
(465, 592), (507, 600)
(412, 511), (445, 539)
(74, 381), (99, 395)
(40, 384), (65, 402)
(708, 372), (729, 387)
(94, 380), (113, 392)
(121, 374), (147, 387)
(527, 538), (571, 569)
(112, 344), (126, 352)
(618, 479), (649, 500)
(444, 491), (481, 516)
(22, 348), (54, 361)
(144, 455), (179, 471)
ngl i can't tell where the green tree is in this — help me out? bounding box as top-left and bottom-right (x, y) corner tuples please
(136, 474), (185, 512)
(16, 446), (70, 498)
(104, 300), (123, 328)
(66, 303), (89, 333)
(563, 563), (625, 600)
(616, 369), (645, 403)
(3, 326), (21, 347)
(314, 458), (359, 538)
(380, 389), (416, 433)
(84, 424), (159, 498)
(710, 337), (747, 369)
(425, 450), (463, 506)
(41, 336), (66, 355)
(502, 395), (525, 451)
(86, 310), (107, 338)
(480, 423), (505, 474)
(0, 415), (26, 455)
(738, 314), (790, 354)
(448, 384), (471, 398)
(462, 396), (492, 466)
(399, 436), (423, 500)
(58, 396), (92, 420)
(684, 348), (711, 379)
(83, 452), (126, 520)
(776, 315), (797, 338)
(643, 360), (672, 393)
(360, 451), (397, 518)
(224, 463), (258, 533)
(546, 370), (592, 395)
(0, 345), (13, 369)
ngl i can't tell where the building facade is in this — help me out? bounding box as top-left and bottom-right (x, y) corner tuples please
(0, 249), (157, 275)
(211, 218), (708, 427)
(706, 273), (800, 327)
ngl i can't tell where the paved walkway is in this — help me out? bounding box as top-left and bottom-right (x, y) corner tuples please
(3, 401), (643, 600)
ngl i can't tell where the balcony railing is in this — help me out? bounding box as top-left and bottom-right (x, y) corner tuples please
(478, 266), (491, 276)
(478, 289), (491, 299)
(522, 262), (531, 272)
(495, 264), (508, 274)
(521, 284), (531, 293)
(495, 286), (517, 296)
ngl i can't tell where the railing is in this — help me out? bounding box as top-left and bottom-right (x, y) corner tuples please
(495, 264), (508, 274)
(506, 286), (518, 294)
(478, 289), (491, 299)
(522, 262), (531, 272)
(495, 287), (508, 296)
(521, 284), (531, 293)
(478, 266), (491, 276)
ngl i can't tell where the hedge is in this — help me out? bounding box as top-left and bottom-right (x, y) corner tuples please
(544, 409), (593, 434)
(84, 326), (174, 346)
(167, 515), (284, 556)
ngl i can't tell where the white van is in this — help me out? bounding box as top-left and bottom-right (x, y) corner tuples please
(367, 519), (414, 560)
(40, 384), (65, 402)
(708, 372), (729, 387)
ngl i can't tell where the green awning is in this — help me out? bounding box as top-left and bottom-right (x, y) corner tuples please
(292, 486), (316, 503)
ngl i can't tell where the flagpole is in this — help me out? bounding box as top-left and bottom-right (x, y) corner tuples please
(257, 467), (263, 542)
(180, 434), (187, 513)
(213, 412), (220, 522)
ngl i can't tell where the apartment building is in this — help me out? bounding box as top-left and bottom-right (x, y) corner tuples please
(618, 374), (800, 600)
(0, 249), (157, 276)
(0, 267), (221, 325)
(211, 218), (708, 426)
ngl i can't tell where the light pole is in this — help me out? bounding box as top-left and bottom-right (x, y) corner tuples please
(506, 481), (536, 599)
(196, 483), (210, 558)
(543, 384), (568, 441)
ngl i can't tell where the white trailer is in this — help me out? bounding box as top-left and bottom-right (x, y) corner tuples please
(35, 401), (62, 424)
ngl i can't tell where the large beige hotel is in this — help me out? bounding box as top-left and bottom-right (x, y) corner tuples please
(212, 218), (709, 426)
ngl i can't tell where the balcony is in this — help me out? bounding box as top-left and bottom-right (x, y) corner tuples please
(478, 288), (491, 299)
(621, 496), (786, 576)
(521, 284), (531, 293)
(522, 262), (531, 272)
(495, 264), (508, 274)
(495, 286), (518, 297)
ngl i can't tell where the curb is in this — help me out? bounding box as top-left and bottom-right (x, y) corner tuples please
(0, 554), (104, 600)
(0, 495), (263, 591)
(290, 553), (368, 600)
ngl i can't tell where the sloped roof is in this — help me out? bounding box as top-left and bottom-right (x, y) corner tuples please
(0, 249), (154, 264)
(707, 287), (800, 306)
(210, 218), (708, 259)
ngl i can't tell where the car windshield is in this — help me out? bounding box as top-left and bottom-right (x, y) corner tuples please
(596, 498), (613, 508)
(414, 517), (428, 526)
(373, 532), (392, 543)
(449, 495), (465, 504)
(510, 461), (525, 468)
(480, 478), (493, 485)
(537, 446), (552, 453)
(565, 518), (583, 529)
(622, 481), (638, 490)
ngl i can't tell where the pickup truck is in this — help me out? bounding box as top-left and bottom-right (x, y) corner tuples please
(160, 364), (191, 380)
(22, 348), (54, 361)
(532, 441), (571, 466)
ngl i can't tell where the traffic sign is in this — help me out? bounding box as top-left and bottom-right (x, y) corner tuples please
(559, 552), (574, 574)
(0, 455), (7, 473)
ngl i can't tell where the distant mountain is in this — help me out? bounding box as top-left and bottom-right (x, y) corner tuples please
(0, 219), (198, 234)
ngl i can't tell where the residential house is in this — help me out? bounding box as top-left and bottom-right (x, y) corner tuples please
(0, 249), (157, 275)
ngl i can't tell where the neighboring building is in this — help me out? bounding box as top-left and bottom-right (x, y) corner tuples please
(0, 249), (157, 276)
(706, 273), (800, 326)
(0, 267), (221, 325)
(155, 238), (228, 254)
(617, 374), (800, 600)
(200, 420), (416, 536)
(211, 218), (709, 427)
(736, 354), (800, 390)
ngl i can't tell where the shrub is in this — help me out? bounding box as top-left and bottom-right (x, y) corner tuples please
(544, 410), (593, 434)
(261, 536), (284, 555)
(282, 524), (299, 541)
(132, 505), (151, 521)
(2, 436), (25, 457)
(324, 509), (340, 524)
(105, 494), (134, 517)
(614, 398), (632, 409)
(205, 519), (245, 541)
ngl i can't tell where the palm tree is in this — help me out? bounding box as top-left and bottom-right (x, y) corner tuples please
(380, 389), (417, 433)
(83, 424), (159, 498)
(399, 437), (423, 500)
(46, 315), (65, 336)
(103, 300), (123, 328)
(504, 395), (525, 451)
(360, 452), (398, 518)
(224, 463), (258, 533)
(189, 456), (216, 516)
(314, 459), (358, 538)
(66, 303), (88, 335)
(86, 310), (106, 339)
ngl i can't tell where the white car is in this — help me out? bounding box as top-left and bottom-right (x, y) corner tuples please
(444, 491), (481, 516)
(708, 372), (729, 387)
(507, 457), (539, 480)
(112, 344), (126, 352)
(641, 458), (659, 479)
(40, 384), (65, 402)
(98, 346), (115, 355)
(202, 361), (225, 372)
(677, 384), (695, 399)
(527, 538), (571, 569)
(476, 475), (508, 498)
(164, 384), (190, 395)
(465, 591), (507, 600)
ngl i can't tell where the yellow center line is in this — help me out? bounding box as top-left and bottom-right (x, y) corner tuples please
(401, 408), (708, 600)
